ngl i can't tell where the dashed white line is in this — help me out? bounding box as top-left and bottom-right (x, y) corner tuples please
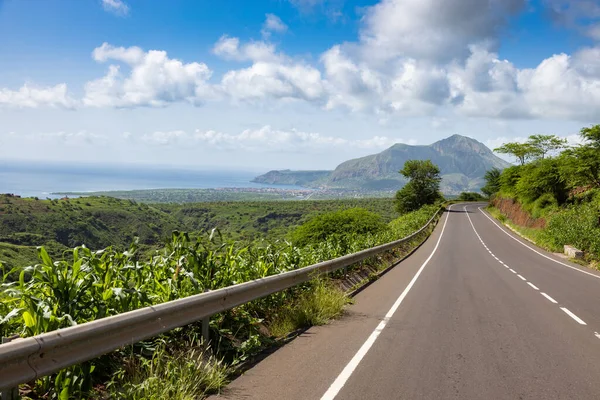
(527, 282), (539, 290)
(560, 307), (587, 325)
(541, 292), (558, 304)
(320, 205), (453, 400)
(595, 332), (600, 339)
(509, 269), (517, 274)
(517, 274), (527, 281)
(478, 207), (600, 280)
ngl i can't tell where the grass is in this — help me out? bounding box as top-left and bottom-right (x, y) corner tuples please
(268, 279), (349, 338)
(108, 341), (230, 400)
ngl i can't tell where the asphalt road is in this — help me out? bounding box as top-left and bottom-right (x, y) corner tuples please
(212, 203), (600, 399)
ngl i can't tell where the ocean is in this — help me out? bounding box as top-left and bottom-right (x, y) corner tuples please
(0, 161), (300, 199)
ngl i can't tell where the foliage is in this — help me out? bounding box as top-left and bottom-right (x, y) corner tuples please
(0, 202), (440, 398)
(457, 192), (486, 201)
(528, 134), (567, 159)
(515, 158), (568, 205)
(0, 196), (397, 269)
(494, 142), (539, 165)
(108, 341), (229, 400)
(291, 208), (386, 247)
(395, 160), (443, 213)
(490, 124), (600, 263)
(481, 168), (501, 197)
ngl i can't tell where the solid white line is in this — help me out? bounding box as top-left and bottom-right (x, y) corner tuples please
(541, 292), (558, 304)
(320, 206), (453, 400)
(560, 307), (587, 325)
(527, 282), (539, 290)
(478, 207), (600, 280)
(518, 274), (527, 281)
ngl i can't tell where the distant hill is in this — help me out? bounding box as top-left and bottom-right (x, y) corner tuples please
(252, 135), (511, 194)
(252, 170), (331, 186)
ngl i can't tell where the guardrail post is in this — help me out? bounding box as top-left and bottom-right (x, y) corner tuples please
(202, 289), (210, 345)
(1, 336), (20, 400)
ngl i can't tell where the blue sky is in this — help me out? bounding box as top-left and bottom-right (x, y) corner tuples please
(1, 0), (599, 170)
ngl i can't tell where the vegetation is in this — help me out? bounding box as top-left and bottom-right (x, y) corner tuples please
(0, 197), (440, 398)
(291, 208), (386, 247)
(485, 125), (600, 263)
(0, 195), (397, 270)
(395, 160), (444, 213)
(457, 192), (486, 201)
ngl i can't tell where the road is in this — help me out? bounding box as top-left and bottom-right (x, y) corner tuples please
(211, 203), (600, 399)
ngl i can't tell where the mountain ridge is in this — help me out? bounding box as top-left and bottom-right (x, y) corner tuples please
(252, 134), (511, 194)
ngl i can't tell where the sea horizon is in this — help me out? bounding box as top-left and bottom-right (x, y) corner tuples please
(0, 161), (302, 199)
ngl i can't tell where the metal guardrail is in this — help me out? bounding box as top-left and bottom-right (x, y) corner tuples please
(0, 207), (443, 391)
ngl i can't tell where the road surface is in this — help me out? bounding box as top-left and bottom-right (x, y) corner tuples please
(212, 203), (600, 399)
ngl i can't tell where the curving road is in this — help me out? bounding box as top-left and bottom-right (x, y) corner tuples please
(212, 204), (600, 399)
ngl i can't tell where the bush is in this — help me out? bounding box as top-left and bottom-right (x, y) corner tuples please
(546, 204), (600, 257)
(457, 192), (485, 201)
(531, 193), (559, 219)
(291, 208), (386, 246)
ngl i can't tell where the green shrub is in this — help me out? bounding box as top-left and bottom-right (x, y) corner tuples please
(291, 208), (386, 246)
(546, 204), (600, 257)
(531, 193), (559, 219)
(457, 192), (485, 201)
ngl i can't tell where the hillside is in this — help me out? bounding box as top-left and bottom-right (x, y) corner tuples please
(0, 194), (395, 269)
(252, 135), (511, 194)
(251, 170), (331, 186)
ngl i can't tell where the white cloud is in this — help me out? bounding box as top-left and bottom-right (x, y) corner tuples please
(359, 0), (526, 64)
(0, 83), (76, 109)
(262, 14), (288, 39)
(84, 43), (213, 107)
(140, 125), (409, 152)
(142, 130), (187, 145)
(213, 36), (279, 63)
(102, 0), (129, 16)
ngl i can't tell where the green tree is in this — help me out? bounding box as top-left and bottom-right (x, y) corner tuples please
(515, 158), (568, 205)
(559, 125), (600, 188)
(394, 160), (443, 214)
(481, 168), (501, 197)
(494, 142), (539, 165)
(528, 134), (567, 159)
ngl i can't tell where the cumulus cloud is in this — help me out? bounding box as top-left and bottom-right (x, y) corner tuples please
(261, 14), (288, 39)
(84, 43), (213, 107)
(142, 130), (187, 145)
(359, 0), (526, 64)
(102, 0), (129, 16)
(0, 83), (76, 109)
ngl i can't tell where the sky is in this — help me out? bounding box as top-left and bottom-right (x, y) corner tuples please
(1, 0), (600, 171)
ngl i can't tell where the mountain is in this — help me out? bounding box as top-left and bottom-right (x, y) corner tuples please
(252, 135), (511, 194)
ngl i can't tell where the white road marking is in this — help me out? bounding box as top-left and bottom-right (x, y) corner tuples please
(541, 292), (558, 304)
(320, 205), (453, 400)
(527, 282), (539, 290)
(560, 307), (587, 325)
(517, 274), (527, 281)
(510, 269), (517, 274)
(595, 332), (600, 339)
(478, 207), (600, 280)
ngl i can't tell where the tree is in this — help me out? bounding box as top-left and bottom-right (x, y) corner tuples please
(494, 142), (539, 165)
(395, 160), (443, 214)
(528, 134), (567, 159)
(481, 168), (501, 197)
(559, 125), (600, 188)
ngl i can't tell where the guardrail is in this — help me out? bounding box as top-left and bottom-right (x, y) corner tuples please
(0, 207), (444, 392)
